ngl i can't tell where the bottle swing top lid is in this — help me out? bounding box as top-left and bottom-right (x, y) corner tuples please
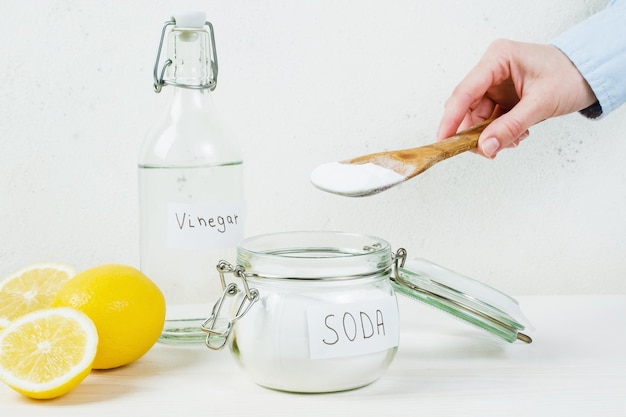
(172, 11), (207, 28)
(152, 11), (218, 93)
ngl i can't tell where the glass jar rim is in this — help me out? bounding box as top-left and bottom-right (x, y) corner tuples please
(236, 231), (393, 280)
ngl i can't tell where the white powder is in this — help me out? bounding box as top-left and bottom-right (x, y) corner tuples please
(232, 276), (398, 392)
(309, 162), (406, 197)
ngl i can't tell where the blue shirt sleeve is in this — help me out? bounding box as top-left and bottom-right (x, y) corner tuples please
(550, 0), (626, 118)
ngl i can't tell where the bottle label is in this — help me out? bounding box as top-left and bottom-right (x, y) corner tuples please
(167, 202), (246, 250)
(306, 295), (399, 359)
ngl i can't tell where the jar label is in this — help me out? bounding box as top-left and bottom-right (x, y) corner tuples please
(306, 295), (399, 360)
(167, 202), (246, 249)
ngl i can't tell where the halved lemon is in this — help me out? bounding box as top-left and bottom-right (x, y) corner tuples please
(0, 263), (76, 330)
(0, 307), (98, 399)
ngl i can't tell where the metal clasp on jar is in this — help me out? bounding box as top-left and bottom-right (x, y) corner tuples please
(200, 260), (259, 350)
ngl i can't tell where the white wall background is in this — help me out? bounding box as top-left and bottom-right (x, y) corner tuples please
(1, 0), (624, 296)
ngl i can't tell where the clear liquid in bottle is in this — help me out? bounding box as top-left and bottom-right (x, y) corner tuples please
(139, 13), (244, 345)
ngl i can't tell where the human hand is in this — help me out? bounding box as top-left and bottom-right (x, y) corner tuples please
(436, 39), (597, 158)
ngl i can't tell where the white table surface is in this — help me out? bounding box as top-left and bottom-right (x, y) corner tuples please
(2, 294), (625, 417)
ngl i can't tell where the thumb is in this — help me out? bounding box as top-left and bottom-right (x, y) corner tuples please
(478, 100), (545, 157)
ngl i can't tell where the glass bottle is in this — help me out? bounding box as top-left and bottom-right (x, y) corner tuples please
(139, 12), (245, 345)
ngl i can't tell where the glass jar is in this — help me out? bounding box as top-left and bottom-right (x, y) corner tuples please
(204, 231), (399, 393)
(202, 231), (533, 393)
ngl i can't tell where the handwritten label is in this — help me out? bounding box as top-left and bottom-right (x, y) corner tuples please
(167, 202), (246, 250)
(307, 296), (399, 360)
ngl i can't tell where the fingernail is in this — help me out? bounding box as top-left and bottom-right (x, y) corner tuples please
(481, 137), (500, 157)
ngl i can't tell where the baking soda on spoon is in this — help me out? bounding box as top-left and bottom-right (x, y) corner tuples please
(310, 118), (495, 197)
(310, 160), (409, 197)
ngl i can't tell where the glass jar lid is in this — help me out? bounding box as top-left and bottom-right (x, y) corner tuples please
(391, 254), (533, 343)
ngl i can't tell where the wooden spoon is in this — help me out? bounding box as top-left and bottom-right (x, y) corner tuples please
(310, 118), (494, 197)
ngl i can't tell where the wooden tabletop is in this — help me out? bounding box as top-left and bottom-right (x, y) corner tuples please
(2, 294), (625, 417)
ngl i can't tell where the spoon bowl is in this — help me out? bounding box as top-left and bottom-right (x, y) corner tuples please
(310, 118), (493, 197)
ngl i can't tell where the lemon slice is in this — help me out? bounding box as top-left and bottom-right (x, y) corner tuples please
(0, 263), (76, 330)
(0, 307), (98, 399)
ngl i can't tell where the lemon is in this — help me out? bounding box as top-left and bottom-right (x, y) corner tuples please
(0, 263), (76, 330)
(52, 264), (165, 369)
(0, 307), (98, 399)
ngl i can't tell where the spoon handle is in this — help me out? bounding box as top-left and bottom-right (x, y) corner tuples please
(429, 117), (494, 159)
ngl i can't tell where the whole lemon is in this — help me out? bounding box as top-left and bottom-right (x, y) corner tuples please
(52, 264), (165, 369)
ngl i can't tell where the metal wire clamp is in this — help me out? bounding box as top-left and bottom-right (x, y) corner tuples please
(200, 261), (259, 350)
(152, 18), (219, 93)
